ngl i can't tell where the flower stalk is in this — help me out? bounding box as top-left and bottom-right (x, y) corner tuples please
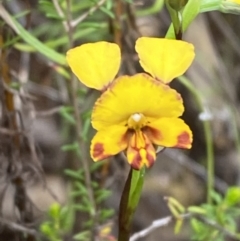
(118, 168), (145, 241)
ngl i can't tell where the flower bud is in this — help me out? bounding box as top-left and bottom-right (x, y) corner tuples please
(166, 0), (189, 11)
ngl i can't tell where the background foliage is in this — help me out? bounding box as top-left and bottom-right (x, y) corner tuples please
(0, 0), (240, 240)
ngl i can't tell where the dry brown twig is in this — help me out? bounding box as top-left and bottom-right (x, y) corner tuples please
(0, 217), (39, 237)
(130, 214), (190, 241)
(52, 0), (108, 32)
(52, 1), (98, 237)
(130, 212), (240, 241)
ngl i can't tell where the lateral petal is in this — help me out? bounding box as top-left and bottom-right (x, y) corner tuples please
(91, 125), (128, 161)
(145, 118), (193, 148)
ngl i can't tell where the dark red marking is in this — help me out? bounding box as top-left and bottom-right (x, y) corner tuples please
(92, 143), (104, 159)
(175, 131), (191, 148)
(131, 152), (142, 170)
(144, 126), (162, 142)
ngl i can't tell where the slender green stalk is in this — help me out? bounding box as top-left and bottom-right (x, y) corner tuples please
(178, 76), (214, 204)
(118, 169), (132, 241)
(165, 0), (200, 39)
(0, 5), (67, 65)
(204, 120), (214, 204)
(118, 168), (145, 241)
(200, 0), (222, 12)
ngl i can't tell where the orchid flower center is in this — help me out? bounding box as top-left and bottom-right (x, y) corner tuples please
(127, 113), (147, 130)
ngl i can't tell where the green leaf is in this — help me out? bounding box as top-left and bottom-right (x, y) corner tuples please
(70, 190), (86, 197)
(224, 186), (240, 206)
(83, 219), (94, 228)
(73, 231), (90, 241)
(210, 190), (223, 204)
(60, 205), (75, 232)
(39, 0), (65, 20)
(190, 218), (202, 233)
(91, 181), (99, 189)
(90, 160), (105, 172)
(75, 182), (88, 194)
(13, 10), (31, 19)
(8, 11), (67, 65)
(82, 196), (92, 209)
(99, 208), (114, 220)
(49, 202), (61, 219)
(188, 206), (207, 215)
(174, 218), (184, 234)
(59, 107), (75, 125)
(95, 189), (112, 204)
(61, 142), (79, 152)
(14, 43), (36, 52)
(128, 168), (145, 210)
(73, 204), (90, 212)
(118, 168), (145, 240)
(64, 169), (83, 179)
(106, 0), (113, 10)
(40, 222), (53, 236)
(81, 117), (91, 141)
(99, 6), (115, 18)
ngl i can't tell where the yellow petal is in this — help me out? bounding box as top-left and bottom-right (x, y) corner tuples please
(66, 41), (121, 90)
(127, 131), (156, 170)
(92, 73), (184, 130)
(145, 117), (193, 148)
(228, 0), (240, 4)
(135, 37), (195, 84)
(90, 125), (128, 161)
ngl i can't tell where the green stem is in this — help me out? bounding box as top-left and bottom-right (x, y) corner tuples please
(178, 76), (214, 204)
(165, 0), (200, 39)
(118, 169), (132, 241)
(205, 120), (214, 204)
(200, 0), (222, 12)
(118, 168), (145, 241)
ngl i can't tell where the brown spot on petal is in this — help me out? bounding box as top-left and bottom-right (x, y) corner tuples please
(92, 142), (109, 160)
(175, 131), (192, 148)
(143, 126), (162, 143)
(130, 146), (156, 170)
(128, 131), (157, 170)
(130, 151), (142, 170)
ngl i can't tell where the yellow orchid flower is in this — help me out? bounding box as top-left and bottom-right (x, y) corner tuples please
(66, 38), (195, 170)
(90, 73), (192, 169)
